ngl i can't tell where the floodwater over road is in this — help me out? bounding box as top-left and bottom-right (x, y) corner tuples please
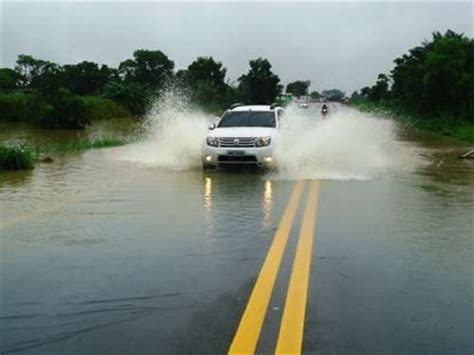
(1, 103), (473, 354)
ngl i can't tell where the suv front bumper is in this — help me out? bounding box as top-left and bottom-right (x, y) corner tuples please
(202, 146), (275, 168)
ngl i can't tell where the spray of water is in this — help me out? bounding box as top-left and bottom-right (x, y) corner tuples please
(273, 104), (424, 180)
(113, 89), (213, 170)
(113, 91), (423, 180)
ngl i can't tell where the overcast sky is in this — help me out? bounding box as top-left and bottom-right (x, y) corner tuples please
(1, 1), (472, 93)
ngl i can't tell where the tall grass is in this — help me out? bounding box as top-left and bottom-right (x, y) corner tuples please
(0, 144), (35, 170)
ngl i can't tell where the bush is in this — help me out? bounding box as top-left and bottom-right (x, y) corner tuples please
(82, 96), (130, 120)
(0, 143), (35, 170)
(0, 92), (51, 123)
(103, 81), (151, 116)
(0, 92), (130, 129)
(40, 89), (90, 129)
(0, 93), (26, 122)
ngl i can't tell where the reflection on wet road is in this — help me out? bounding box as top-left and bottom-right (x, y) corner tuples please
(1, 104), (473, 354)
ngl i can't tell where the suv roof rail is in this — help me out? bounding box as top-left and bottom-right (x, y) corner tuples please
(229, 103), (244, 110)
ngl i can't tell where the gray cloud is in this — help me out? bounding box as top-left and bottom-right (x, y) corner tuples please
(1, 1), (472, 93)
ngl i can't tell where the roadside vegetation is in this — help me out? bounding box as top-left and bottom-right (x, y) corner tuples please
(0, 52), (293, 127)
(355, 100), (474, 143)
(351, 30), (474, 143)
(0, 47), (346, 131)
(0, 144), (35, 170)
(0, 137), (128, 171)
(284, 80), (345, 102)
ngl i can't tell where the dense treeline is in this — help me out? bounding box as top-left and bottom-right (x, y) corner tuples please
(352, 30), (474, 123)
(283, 81), (346, 102)
(0, 51), (291, 129)
(286, 80), (311, 97)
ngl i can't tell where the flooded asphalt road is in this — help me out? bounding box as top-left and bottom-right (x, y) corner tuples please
(0, 104), (473, 354)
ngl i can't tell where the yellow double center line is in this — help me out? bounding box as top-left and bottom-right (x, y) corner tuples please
(276, 181), (320, 353)
(229, 180), (320, 355)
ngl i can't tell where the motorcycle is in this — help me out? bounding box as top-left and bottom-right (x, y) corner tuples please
(321, 107), (329, 118)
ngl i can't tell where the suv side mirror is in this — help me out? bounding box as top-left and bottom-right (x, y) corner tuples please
(209, 123), (216, 130)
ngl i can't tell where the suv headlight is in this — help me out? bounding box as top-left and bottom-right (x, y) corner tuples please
(255, 136), (271, 147)
(206, 136), (219, 147)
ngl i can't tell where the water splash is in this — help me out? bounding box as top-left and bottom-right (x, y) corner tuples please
(112, 89), (213, 170)
(113, 95), (423, 179)
(272, 104), (425, 180)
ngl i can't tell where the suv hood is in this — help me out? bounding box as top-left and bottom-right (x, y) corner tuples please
(208, 127), (277, 138)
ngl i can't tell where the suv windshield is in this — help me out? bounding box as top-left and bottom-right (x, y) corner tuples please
(218, 111), (276, 128)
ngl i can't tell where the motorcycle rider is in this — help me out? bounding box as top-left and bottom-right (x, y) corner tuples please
(321, 103), (329, 118)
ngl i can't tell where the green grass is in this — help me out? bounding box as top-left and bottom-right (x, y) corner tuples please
(353, 101), (474, 144)
(0, 143), (35, 170)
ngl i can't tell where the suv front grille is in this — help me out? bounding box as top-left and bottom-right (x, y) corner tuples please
(218, 137), (256, 148)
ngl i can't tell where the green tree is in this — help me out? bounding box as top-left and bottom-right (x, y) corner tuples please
(310, 91), (320, 100)
(14, 55), (44, 87)
(322, 89), (345, 102)
(118, 59), (137, 81)
(119, 50), (174, 91)
(369, 74), (390, 102)
(62, 61), (112, 95)
(31, 62), (63, 95)
(360, 87), (371, 99)
(461, 39), (474, 118)
(178, 57), (228, 105)
(391, 45), (428, 110)
(350, 90), (363, 102)
(423, 31), (472, 116)
(389, 30), (473, 119)
(13, 55), (63, 94)
(238, 58), (282, 104)
(286, 80), (311, 97)
(14, 55), (58, 89)
(0, 68), (21, 91)
(103, 81), (150, 116)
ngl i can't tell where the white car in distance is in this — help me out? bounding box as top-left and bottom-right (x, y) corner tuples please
(203, 104), (283, 169)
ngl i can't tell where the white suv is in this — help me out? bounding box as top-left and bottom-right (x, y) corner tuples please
(203, 104), (283, 169)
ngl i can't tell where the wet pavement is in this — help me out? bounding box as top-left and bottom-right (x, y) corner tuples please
(1, 105), (473, 354)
